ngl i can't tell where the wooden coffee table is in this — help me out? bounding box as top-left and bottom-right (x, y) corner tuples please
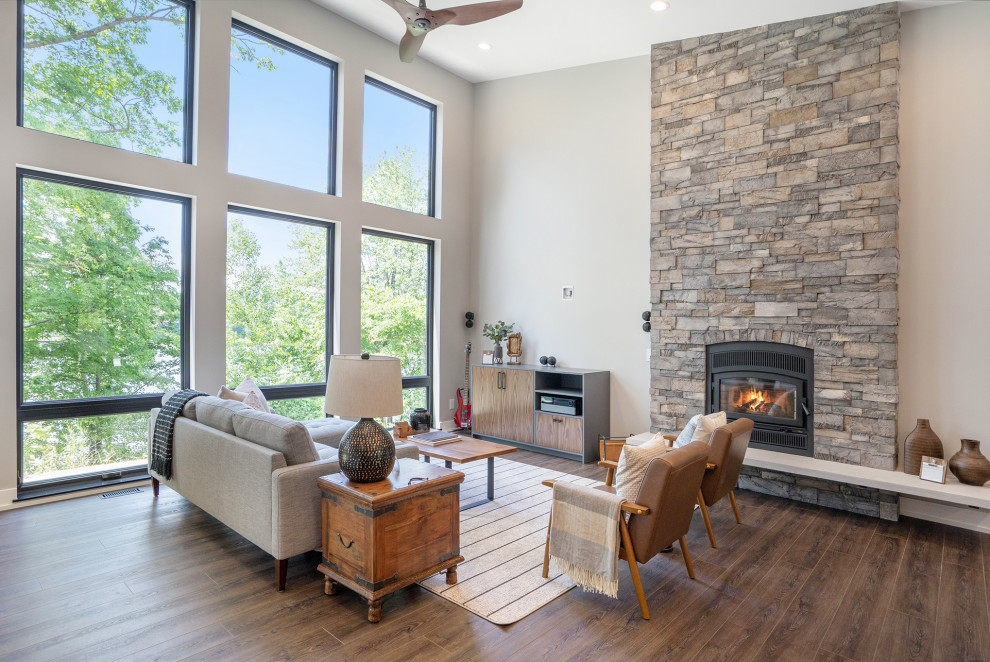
(403, 435), (517, 510)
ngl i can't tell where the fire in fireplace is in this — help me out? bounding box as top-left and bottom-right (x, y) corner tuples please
(706, 342), (814, 457)
(721, 377), (797, 421)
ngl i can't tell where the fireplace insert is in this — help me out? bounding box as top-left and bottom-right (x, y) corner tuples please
(706, 342), (814, 456)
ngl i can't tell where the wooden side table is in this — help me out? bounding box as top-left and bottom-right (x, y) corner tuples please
(317, 458), (464, 622)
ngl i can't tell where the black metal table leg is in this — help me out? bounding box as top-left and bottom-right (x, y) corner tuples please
(459, 456), (499, 511)
(445, 460), (452, 469)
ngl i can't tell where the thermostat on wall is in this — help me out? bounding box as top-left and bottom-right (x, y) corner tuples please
(562, 286), (573, 300)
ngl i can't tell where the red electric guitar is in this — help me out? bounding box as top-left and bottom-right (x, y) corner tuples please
(454, 342), (472, 429)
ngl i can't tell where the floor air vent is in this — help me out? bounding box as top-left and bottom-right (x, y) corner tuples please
(100, 487), (142, 499)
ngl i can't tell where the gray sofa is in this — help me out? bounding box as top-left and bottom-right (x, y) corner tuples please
(147, 395), (420, 590)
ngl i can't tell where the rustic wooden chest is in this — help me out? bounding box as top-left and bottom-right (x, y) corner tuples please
(317, 458), (463, 622)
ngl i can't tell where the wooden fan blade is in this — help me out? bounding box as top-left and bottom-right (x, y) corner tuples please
(380, 0), (422, 23)
(399, 28), (428, 62)
(443, 0), (522, 26)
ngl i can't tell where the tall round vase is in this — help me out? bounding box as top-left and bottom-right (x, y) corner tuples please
(493, 342), (503, 364)
(948, 440), (990, 486)
(903, 419), (943, 475)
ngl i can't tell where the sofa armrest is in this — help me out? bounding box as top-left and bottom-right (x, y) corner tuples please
(271, 457), (342, 559)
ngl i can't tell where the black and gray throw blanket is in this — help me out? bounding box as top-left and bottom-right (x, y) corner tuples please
(151, 389), (207, 480)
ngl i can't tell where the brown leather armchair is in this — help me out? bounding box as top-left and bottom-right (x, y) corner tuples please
(541, 441), (710, 620)
(696, 417), (755, 548)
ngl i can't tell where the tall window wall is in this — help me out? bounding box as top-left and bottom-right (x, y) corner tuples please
(360, 231), (434, 423)
(19, 0), (195, 162)
(226, 208), (335, 421)
(362, 77), (437, 216)
(10, 2), (444, 499)
(17, 171), (190, 493)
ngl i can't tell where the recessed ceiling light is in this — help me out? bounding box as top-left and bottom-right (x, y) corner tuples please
(478, 42), (492, 51)
(650, 0), (670, 11)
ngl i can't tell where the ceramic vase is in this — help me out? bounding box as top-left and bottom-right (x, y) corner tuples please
(903, 419), (943, 475)
(948, 439), (990, 486)
(409, 407), (431, 431)
(493, 342), (503, 364)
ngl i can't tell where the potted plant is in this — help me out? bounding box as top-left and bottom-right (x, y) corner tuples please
(482, 321), (515, 365)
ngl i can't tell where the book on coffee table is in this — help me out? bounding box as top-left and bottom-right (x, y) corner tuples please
(410, 430), (461, 446)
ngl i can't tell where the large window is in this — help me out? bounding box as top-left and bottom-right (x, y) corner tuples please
(360, 231), (434, 423)
(18, 171), (190, 495)
(362, 77), (437, 216)
(228, 20), (337, 193)
(19, 0), (195, 162)
(226, 208), (334, 420)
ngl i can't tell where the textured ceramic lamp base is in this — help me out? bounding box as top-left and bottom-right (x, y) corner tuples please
(338, 418), (396, 483)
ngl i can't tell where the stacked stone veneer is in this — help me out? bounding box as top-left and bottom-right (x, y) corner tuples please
(650, 4), (900, 469)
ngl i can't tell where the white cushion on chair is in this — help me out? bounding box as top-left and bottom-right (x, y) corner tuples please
(614, 435), (670, 504)
(691, 411), (727, 444)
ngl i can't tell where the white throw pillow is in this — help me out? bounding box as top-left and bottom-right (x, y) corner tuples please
(690, 411), (727, 444)
(218, 376), (271, 413)
(614, 435), (669, 504)
(673, 415), (700, 448)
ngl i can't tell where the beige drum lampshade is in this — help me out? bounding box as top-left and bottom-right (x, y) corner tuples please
(324, 354), (403, 419)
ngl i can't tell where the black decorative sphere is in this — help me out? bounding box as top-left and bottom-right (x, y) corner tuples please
(643, 321), (651, 332)
(465, 319), (474, 328)
(338, 418), (395, 482)
(548, 356), (557, 366)
(539, 356), (548, 365)
(642, 311), (651, 321)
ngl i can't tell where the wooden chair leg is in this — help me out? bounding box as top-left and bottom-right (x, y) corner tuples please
(151, 477), (159, 497)
(605, 468), (615, 487)
(275, 558), (288, 592)
(619, 517), (649, 620)
(729, 490), (742, 523)
(698, 489), (717, 549)
(542, 509), (552, 579)
(679, 536), (696, 580)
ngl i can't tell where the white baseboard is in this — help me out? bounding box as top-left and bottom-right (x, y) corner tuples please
(0, 480), (152, 512)
(900, 496), (990, 534)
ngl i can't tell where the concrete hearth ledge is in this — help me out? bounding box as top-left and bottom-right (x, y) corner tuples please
(627, 432), (990, 510)
(744, 448), (990, 510)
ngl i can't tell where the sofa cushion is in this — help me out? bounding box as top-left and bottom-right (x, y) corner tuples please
(303, 418), (353, 449)
(195, 396), (254, 434)
(232, 408), (319, 466)
(313, 443), (338, 461)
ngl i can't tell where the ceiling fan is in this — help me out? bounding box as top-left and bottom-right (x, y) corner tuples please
(380, 0), (523, 63)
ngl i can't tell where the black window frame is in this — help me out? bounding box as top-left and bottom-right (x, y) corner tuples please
(229, 19), (338, 195)
(360, 229), (435, 420)
(16, 169), (193, 499)
(226, 205), (336, 405)
(17, 0), (197, 165)
(363, 76), (438, 217)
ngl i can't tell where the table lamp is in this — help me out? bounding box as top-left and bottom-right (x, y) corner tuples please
(325, 353), (404, 482)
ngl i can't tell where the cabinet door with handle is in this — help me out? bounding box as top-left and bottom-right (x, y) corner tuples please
(500, 369), (534, 445)
(534, 412), (583, 453)
(471, 367), (501, 438)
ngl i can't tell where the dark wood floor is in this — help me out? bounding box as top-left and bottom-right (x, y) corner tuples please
(1, 451), (989, 662)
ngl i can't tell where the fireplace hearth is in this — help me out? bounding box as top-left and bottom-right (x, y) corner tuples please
(706, 342), (814, 457)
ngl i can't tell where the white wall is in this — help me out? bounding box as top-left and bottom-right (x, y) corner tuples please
(0, 0), (474, 507)
(472, 57), (653, 437)
(898, 2), (990, 465)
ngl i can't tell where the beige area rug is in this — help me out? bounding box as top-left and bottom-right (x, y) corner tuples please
(417, 457), (602, 625)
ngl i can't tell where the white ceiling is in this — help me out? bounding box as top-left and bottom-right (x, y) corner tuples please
(308, 0), (955, 83)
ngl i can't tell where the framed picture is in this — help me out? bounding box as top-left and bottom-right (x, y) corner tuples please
(482, 350), (494, 365)
(919, 456), (947, 484)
